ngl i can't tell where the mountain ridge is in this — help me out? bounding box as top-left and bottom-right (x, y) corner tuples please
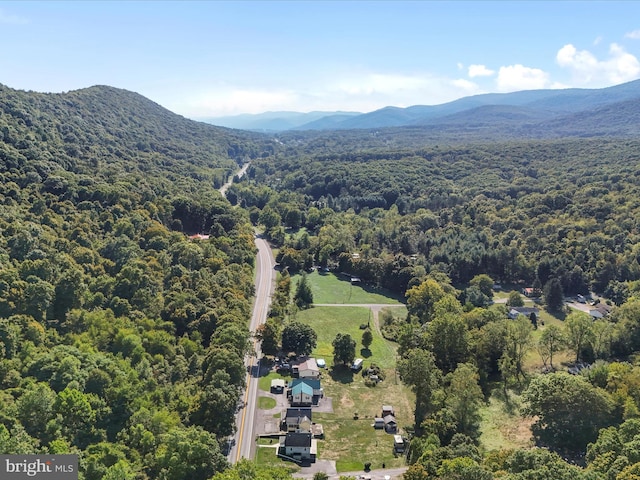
(202, 79), (640, 132)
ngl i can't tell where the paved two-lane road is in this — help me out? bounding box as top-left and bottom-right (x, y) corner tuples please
(227, 235), (276, 462)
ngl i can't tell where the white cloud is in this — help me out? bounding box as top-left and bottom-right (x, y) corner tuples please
(593, 36), (603, 46)
(496, 64), (551, 91)
(334, 73), (431, 96)
(177, 88), (300, 117)
(452, 78), (481, 92)
(625, 30), (640, 40)
(468, 64), (495, 78)
(173, 70), (490, 117)
(0, 8), (28, 24)
(556, 43), (640, 85)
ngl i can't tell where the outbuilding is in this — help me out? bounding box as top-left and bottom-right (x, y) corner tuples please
(384, 415), (398, 433)
(394, 434), (405, 453)
(351, 358), (363, 372)
(270, 378), (286, 393)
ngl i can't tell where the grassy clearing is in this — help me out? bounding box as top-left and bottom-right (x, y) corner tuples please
(295, 306), (397, 369)
(478, 386), (534, 453)
(292, 302), (411, 472)
(523, 307), (575, 372)
(292, 270), (404, 305)
(315, 366), (413, 472)
(258, 396), (277, 409)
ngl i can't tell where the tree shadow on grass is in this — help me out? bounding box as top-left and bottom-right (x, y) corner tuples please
(360, 348), (372, 358)
(325, 272), (406, 303)
(329, 365), (354, 384)
(491, 383), (524, 416)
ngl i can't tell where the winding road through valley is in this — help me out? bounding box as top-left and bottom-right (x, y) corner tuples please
(220, 161), (276, 462)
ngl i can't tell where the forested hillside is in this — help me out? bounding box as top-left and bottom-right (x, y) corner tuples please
(0, 84), (275, 479)
(5, 80), (640, 480)
(233, 137), (640, 297)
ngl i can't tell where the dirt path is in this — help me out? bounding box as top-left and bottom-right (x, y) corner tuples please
(312, 303), (405, 338)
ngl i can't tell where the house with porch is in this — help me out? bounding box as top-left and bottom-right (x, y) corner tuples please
(282, 407), (313, 432)
(279, 432), (317, 462)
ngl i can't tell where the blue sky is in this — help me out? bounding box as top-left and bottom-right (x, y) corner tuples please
(1, 1), (640, 118)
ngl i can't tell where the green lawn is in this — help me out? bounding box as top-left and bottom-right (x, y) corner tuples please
(292, 270), (405, 305)
(291, 304), (411, 471)
(258, 396), (277, 409)
(255, 445), (300, 472)
(314, 367), (413, 471)
(295, 306), (398, 369)
(258, 371), (291, 392)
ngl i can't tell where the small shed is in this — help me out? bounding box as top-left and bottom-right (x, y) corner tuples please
(382, 405), (394, 417)
(384, 414), (397, 433)
(373, 417), (385, 429)
(394, 434), (405, 452)
(271, 378), (286, 393)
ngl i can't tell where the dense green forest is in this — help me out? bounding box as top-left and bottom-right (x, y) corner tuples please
(227, 125), (640, 478)
(231, 136), (640, 298)
(4, 81), (640, 480)
(0, 84), (275, 479)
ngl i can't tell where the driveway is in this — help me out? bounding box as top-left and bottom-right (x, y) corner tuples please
(294, 464), (408, 479)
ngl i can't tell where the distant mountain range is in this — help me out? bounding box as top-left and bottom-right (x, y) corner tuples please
(201, 79), (640, 134)
(200, 111), (361, 132)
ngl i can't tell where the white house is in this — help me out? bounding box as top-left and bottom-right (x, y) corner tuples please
(293, 358), (320, 379)
(280, 432), (317, 462)
(507, 307), (539, 320)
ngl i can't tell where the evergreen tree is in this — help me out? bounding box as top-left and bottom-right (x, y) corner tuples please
(543, 278), (564, 312)
(361, 328), (373, 350)
(294, 274), (314, 309)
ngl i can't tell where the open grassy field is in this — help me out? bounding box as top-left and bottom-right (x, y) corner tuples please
(314, 366), (414, 472)
(478, 385), (534, 453)
(291, 301), (412, 472)
(295, 306), (398, 369)
(291, 270), (405, 305)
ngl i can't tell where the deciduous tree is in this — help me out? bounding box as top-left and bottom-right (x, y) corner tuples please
(523, 372), (614, 450)
(281, 321), (317, 357)
(565, 311), (594, 363)
(332, 333), (356, 366)
(538, 324), (566, 369)
(398, 349), (442, 430)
